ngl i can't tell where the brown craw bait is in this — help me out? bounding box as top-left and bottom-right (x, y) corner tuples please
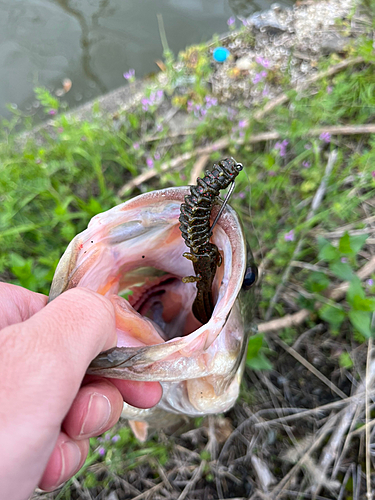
(179, 157), (243, 324)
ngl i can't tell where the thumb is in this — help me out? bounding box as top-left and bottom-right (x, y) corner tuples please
(1, 287), (117, 427)
(0, 288), (117, 498)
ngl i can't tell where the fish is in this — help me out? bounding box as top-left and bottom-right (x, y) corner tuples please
(48, 185), (257, 437)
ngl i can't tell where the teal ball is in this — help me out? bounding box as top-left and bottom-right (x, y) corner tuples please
(213, 47), (230, 63)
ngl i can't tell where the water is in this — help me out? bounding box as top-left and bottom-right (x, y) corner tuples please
(0, 0), (293, 119)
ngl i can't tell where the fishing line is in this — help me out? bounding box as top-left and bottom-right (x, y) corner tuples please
(243, 160), (265, 266)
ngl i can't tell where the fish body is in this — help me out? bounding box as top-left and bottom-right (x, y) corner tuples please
(49, 187), (255, 422)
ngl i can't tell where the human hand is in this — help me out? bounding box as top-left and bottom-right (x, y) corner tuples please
(0, 283), (162, 499)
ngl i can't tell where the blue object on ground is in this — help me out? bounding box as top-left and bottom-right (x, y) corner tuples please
(213, 47), (230, 63)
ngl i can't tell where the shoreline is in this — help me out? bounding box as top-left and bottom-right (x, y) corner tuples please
(23, 0), (359, 143)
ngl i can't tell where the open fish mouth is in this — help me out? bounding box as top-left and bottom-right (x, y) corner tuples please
(49, 187), (252, 417)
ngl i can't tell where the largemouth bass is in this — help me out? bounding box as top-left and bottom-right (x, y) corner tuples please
(49, 185), (256, 434)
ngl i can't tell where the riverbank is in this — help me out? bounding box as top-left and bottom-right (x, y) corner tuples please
(3, 0), (375, 498)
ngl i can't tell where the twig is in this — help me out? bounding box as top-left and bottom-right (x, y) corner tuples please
(272, 415), (339, 499)
(254, 389), (375, 427)
(189, 154), (210, 184)
(265, 150), (338, 320)
(258, 254), (375, 333)
(131, 481), (164, 500)
(272, 336), (346, 399)
(177, 460), (206, 500)
(311, 400), (359, 497)
(338, 464), (354, 500)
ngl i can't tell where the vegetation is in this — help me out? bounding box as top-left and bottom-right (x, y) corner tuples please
(1, 4), (375, 498)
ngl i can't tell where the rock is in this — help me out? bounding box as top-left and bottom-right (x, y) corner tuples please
(248, 7), (288, 34)
(320, 32), (350, 54)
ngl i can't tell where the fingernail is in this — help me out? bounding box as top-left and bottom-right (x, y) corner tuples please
(56, 441), (81, 487)
(80, 393), (111, 437)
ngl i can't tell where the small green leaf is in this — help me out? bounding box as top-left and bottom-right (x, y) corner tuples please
(318, 304), (346, 327)
(348, 310), (373, 338)
(247, 334), (263, 359)
(352, 295), (375, 312)
(338, 232), (352, 254)
(317, 236), (330, 251)
(246, 353), (273, 370)
(329, 261), (354, 281)
(200, 450), (211, 461)
(306, 272), (330, 293)
(318, 241), (340, 262)
(349, 234), (368, 254)
(339, 352), (353, 369)
(347, 276), (365, 306)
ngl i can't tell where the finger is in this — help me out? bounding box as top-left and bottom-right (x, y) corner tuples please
(109, 379), (162, 409)
(63, 380), (123, 440)
(38, 432), (89, 492)
(0, 283), (47, 329)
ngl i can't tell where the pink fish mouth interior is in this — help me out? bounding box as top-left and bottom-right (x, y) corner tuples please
(126, 273), (202, 341)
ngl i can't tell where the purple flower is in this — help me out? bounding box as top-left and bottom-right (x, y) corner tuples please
(227, 107), (237, 120)
(341, 257), (348, 263)
(57, 127), (64, 133)
(123, 69), (135, 80)
(366, 279), (374, 286)
(156, 124), (163, 132)
(327, 86), (333, 94)
(227, 16), (235, 26)
(284, 230), (294, 242)
(105, 434), (111, 441)
(372, 171), (375, 178)
(205, 95), (218, 108)
(302, 161), (310, 168)
(133, 142), (140, 150)
(255, 56), (270, 68)
(98, 447), (106, 456)
(141, 98), (149, 112)
(238, 192), (245, 199)
(275, 140), (288, 157)
(146, 157), (154, 168)
(239, 130), (244, 137)
(48, 109), (57, 115)
(319, 132), (331, 143)
(112, 434), (121, 443)
(268, 170), (277, 177)
(252, 72), (267, 84)
(154, 152), (160, 160)
(262, 86), (269, 97)
(36, 158), (41, 164)
(238, 120), (247, 128)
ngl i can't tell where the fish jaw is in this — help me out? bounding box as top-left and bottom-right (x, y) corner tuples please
(49, 187), (248, 417)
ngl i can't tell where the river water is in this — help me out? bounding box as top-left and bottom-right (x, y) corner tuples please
(0, 0), (293, 119)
